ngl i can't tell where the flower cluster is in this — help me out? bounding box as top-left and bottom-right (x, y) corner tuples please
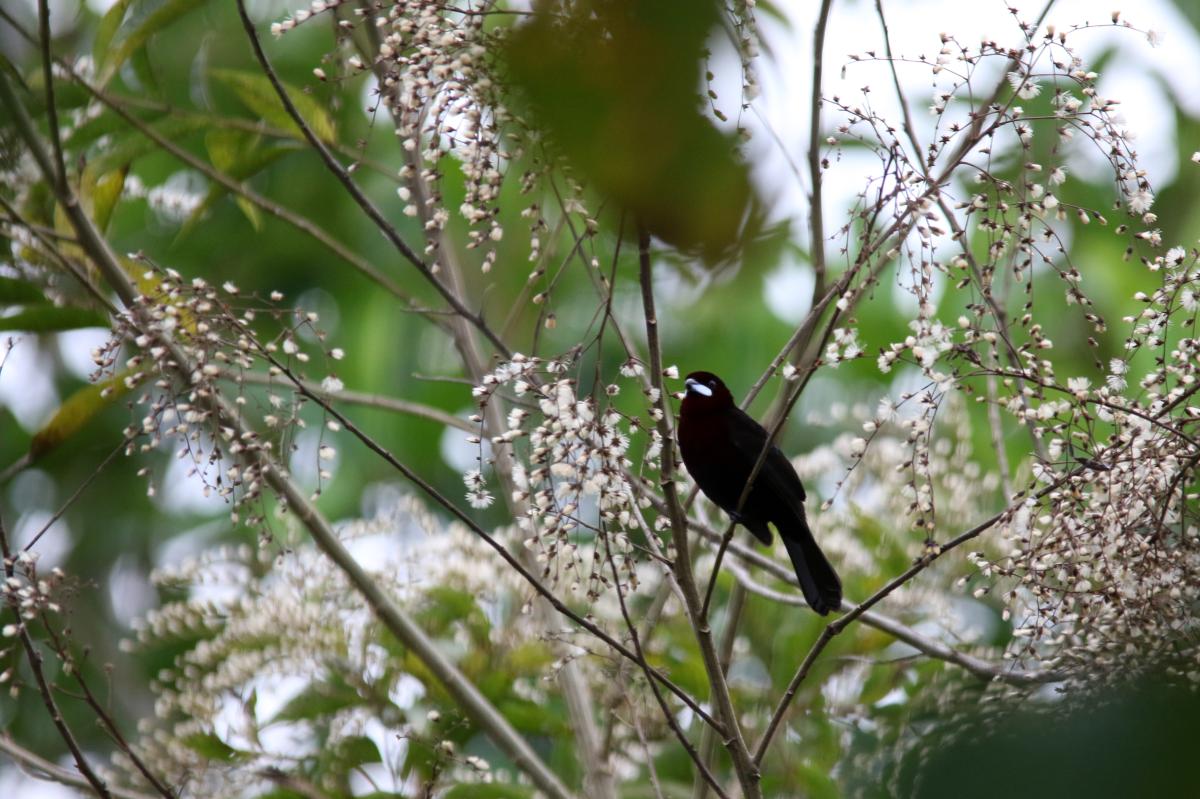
(974, 246), (1200, 686)
(275, 0), (508, 265)
(824, 11), (1200, 690)
(93, 262), (345, 528)
(118, 493), (533, 795)
(469, 355), (664, 603)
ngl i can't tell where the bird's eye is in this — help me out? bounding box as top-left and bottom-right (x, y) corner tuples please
(707, 379), (716, 388)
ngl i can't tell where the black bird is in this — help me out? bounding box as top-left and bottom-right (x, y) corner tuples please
(677, 371), (842, 615)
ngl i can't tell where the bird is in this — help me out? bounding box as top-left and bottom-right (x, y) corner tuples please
(677, 371), (842, 615)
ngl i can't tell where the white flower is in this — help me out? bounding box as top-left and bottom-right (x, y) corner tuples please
(1007, 70), (1040, 99)
(467, 489), (495, 509)
(321, 376), (344, 393)
(1127, 188), (1155, 214)
(619, 360), (644, 378)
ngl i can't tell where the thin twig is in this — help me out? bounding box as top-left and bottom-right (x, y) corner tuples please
(0, 69), (575, 799)
(36, 0), (65, 193)
(637, 225), (761, 797)
(0, 513), (112, 799)
(752, 465), (1082, 764)
(229, 371), (474, 432)
(807, 0), (836, 297)
(602, 526), (729, 799)
(0, 735), (156, 799)
(235, 0), (512, 358)
(38, 620), (178, 799)
(725, 560), (1058, 685)
(692, 581), (746, 799)
(23, 437), (127, 551)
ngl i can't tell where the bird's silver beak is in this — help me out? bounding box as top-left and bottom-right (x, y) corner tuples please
(685, 378), (713, 397)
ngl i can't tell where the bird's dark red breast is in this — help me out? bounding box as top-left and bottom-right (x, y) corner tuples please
(678, 371), (842, 615)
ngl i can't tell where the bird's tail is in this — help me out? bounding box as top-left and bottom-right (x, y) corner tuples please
(779, 515), (842, 616)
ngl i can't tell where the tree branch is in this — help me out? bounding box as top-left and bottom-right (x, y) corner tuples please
(637, 226), (761, 797)
(235, 0), (511, 357)
(0, 513), (112, 799)
(0, 69), (575, 799)
(0, 735), (156, 799)
(229, 371), (474, 432)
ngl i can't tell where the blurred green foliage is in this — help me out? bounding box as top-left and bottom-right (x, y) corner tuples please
(504, 0), (761, 261)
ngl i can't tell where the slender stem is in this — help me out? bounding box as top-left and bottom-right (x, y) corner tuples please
(0, 69), (575, 799)
(603, 527), (729, 798)
(692, 582), (746, 799)
(0, 514), (112, 799)
(726, 560), (1058, 684)
(637, 226), (761, 797)
(36, 0), (65, 193)
(0, 735), (155, 799)
(23, 437), (127, 551)
(235, 0), (511, 358)
(230, 371), (474, 432)
(38, 621), (177, 799)
(807, 0), (836, 297)
(752, 466), (1083, 764)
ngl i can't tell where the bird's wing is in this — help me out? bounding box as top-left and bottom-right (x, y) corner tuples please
(727, 408), (807, 505)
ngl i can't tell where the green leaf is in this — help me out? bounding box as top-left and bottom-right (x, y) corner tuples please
(419, 586), (485, 636)
(94, 0), (134, 75)
(30, 372), (128, 461)
(182, 732), (241, 763)
(0, 306), (109, 332)
(130, 45), (162, 97)
(84, 166), (129, 234)
(210, 68), (336, 144)
(0, 277), (47, 305)
(101, 0), (206, 85)
(182, 129), (288, 233)
(90, 116), (206, 175)
(272, 680), (364, 723)
(503, 0), (760, 262)
(334, 735), (381, 769)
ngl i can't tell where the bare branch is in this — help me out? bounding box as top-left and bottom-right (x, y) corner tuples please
(235, 0), (512, 357)
(0, 512), (112, 799)
(637, 225), (761, 797)
(0, 735), (157, 799)
(230, 371), (474, 432)
(0, 68), (576, 799)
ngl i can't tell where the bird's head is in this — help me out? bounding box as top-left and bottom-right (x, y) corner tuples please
(682, 371), (734, 411)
